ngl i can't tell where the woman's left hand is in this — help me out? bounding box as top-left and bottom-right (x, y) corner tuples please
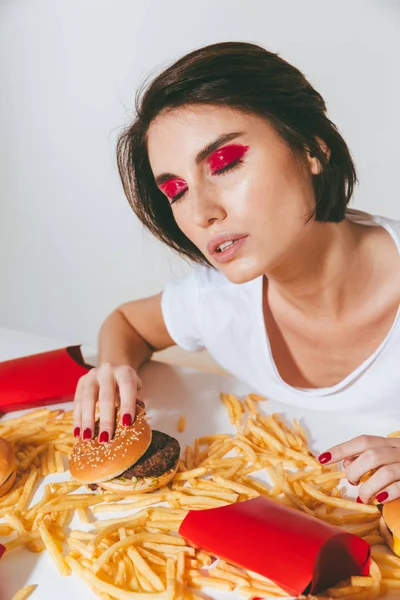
(318, 435), (400, 505)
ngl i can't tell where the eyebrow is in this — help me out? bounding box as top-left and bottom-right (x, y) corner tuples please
(155, 131), (244, 186)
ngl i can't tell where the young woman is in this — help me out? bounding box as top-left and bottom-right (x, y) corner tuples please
(73, 42), (400, 506)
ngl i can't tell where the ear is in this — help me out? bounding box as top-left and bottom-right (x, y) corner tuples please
(306, 138), (331, 175)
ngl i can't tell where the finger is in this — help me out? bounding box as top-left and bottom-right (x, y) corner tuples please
(97, 364), (117, 443)
(136, 398), (145, 410)
(80, 371), (99, 440)
(346, 447), (400, 485)
(73, 376), (86, 438)
(343, 456), (357, 469)
(373, 480), (400, 504)
(358, 462), (400, 504)
(136, 376), (144, 407)
(115, 366), (138, 427)
(344, 456), (358, 484)
(318, 435), (400, 465)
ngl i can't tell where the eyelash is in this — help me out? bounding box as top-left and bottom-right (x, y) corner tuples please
(169, 158), (243, 205)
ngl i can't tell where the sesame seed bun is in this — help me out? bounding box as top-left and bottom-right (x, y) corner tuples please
(0, 438), (17, 498)
(380, 498), (400, 556)
(69, 414), (152, 485)
(0, 470), (17, 498)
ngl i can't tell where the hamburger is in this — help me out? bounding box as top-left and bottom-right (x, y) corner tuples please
(379, 498), (400, 557)
(0, 438), (17, 498)
(69, 404), (181, 493)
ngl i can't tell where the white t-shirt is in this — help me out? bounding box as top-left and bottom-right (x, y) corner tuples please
(161, 210), (400, 415)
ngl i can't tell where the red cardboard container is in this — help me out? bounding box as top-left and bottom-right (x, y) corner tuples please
(0, 543), (5, 560)
(179, 496), (371, 596)
(0, 347), (92, 413)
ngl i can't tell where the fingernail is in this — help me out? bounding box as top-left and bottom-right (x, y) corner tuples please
(357, 496), (363, 503)
(318, 452), (332, 464)
(99, 431), (109, 443)
(83, 428), (92, 440)
(73, 427), (80, 438)
(122, 413), (132, 427)
(376, 491), (389, 503)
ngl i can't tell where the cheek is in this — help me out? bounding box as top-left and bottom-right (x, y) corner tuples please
(171, 208), (200, 243)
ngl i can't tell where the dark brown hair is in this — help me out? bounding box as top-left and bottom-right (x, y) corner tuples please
(117, 41), (358, 266)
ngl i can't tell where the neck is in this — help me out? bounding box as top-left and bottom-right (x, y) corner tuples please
(265, 219), (370, 318)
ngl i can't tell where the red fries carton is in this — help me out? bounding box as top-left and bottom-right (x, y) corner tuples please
(0, 347), (92, 413)
(179, 496), (371, 596)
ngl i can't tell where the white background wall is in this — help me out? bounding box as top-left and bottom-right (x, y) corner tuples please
(0, 0), (399, 345)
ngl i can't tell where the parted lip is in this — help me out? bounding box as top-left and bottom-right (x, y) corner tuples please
(207, 233), (248, 255)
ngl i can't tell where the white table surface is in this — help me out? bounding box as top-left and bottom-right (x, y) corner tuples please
(0, 327), (397, 599)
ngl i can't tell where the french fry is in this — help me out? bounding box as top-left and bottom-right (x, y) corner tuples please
(190, 576), (234, 591)
(66, 556), (170, 600)
(93, 535), (138, 574)
(38, 520), (71, 576)
(11, 584), (37, 600)
(175, 467), (207, 481)
(67, 538), (94, 560)
(382, 578), (400, 589)
(209, 566), (250, 587)
(15, 466), (38, 513)
(185, 446), (194, 471)
(211, 475), (259, 497)
(193, 438), (200, 468)
(301, 482), (379, 514)
(3, 511), (27, 535)
(55, 451), (65, 473)
(178, 416), (186, 433)
(142, 542), (195, 557)
(127, 547), (165, 592)
(93, 495), (164, 513)
(19, 444), (47, 470)
(76, 507), (90, 524)
(0, 486), (23, 508)
(182, 488), (238, 502)
(350, 576), (374, 587)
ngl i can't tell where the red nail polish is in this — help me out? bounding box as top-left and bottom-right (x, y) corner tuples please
(357, 496), (363, 503)
(73, 427), (80, 438)
(122, 413), (133, 427)
(318, 452), (332, 464)
(83, 428), (92, 440)
(376, 491), (389, 503)
(99, 431), (109, 443)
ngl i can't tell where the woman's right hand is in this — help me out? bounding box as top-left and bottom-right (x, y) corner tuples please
(73, 363), (144, 443)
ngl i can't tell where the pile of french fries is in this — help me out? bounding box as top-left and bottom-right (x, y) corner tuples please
(0, 396), (400, 600)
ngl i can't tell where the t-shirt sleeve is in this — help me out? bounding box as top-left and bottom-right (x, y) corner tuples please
(161, 268), (205, 352)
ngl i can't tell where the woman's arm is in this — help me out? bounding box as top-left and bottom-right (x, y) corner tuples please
(74, 292), (175, 442)
(98, 292), (175, 369)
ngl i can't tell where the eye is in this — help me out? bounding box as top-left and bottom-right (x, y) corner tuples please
(159, 178), (188, 204)
(208, 144), (249, 174)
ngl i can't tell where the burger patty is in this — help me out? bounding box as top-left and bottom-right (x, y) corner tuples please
(118, 430), (180, 480)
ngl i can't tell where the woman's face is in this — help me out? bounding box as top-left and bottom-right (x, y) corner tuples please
(147, 105), (320, 284)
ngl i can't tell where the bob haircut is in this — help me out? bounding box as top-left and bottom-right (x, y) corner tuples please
(117, 41), (357, 267)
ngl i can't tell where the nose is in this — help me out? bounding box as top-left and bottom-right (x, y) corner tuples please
(189, 185), (227, 228)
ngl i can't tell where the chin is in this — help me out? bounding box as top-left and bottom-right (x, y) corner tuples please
(219, 259), (266, 285)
